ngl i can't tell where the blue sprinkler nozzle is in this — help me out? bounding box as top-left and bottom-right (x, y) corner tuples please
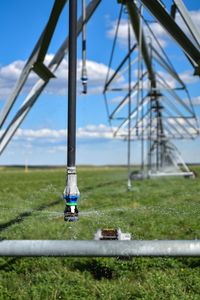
(81, 76), (88, 94)
(64, 195), (79, 222)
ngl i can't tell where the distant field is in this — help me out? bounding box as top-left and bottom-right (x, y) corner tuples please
(0, 166), (200, 299)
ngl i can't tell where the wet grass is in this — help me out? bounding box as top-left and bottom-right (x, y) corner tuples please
(0, 166), (200, 299)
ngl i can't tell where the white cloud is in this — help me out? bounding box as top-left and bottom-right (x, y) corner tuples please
(107, 9), (200, 51)
(107, 18), (168, 48)
(0, 60), (37, 99)
(192, 96), (200, 106)
(14, 128), (66, 140)
(8, 124), (116, 144)
(0, 56), (117, 99)
(178, 70), (199, 85)
(184, 96), (200, 106)
(156, 69), (198, 88)
(175, 10), (200, 47)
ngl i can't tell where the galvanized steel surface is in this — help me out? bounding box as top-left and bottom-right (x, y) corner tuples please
(1, 240), (200, 257)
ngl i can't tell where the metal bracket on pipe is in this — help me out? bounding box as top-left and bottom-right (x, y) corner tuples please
(94, 228), (131, 240)
(194, 60), (200, 76)
(32, 62), (56, 81)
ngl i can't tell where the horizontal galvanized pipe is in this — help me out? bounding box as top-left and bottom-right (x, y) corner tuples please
(1, 240), (200, 257)
(148, 172), (194, 178)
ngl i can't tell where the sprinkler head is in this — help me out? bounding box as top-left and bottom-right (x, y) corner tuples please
(82, 83), (87, 94)
(81, 76), (88, 94)
(64, 195), (79, 222)
(63, 167), (80, 222)
(64, 205), (79, 222)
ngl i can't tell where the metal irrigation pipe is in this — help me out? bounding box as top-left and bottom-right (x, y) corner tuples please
(67, 0), (78, 168)
(1, 240), (200, 257)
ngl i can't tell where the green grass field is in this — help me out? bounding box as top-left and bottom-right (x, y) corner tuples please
(0, 166), (200, 299)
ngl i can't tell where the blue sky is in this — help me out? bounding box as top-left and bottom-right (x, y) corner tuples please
(0, 0), (200, 166)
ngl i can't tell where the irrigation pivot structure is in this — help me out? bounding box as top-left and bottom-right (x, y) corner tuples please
(0, 0), (101, 155)
(63, 0), (80, 221)
(0, 0), (101, 221)
(0, 0), (200, 256)
(104, 0), (199, 185)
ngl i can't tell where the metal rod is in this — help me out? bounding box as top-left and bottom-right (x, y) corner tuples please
(162, 94), (198, 133)
(1, 240), (200, 257)
(104, 4), (123, 93)
(127, 15), (132, 190)
(104, 44), (137, 92)
(141, 61), (145, 173)
(141, 12), (177, 73)
(81, 0), (87, 93)
(157, 74), (195, 116)
(67, 0), (78, 167)
(125, 0), (156, 88)
(108, 56), (141, 89)
(113, 95), (148, 136)
(151, 45), (185, 88)
(0, 0), (67, 129)
(64, 0), (80, 222)
(174, 0), (200, 48)
(149, 172), (194, 178)
(109, 72), (147, 119)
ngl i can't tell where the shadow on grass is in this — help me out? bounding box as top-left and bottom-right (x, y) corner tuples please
(0, 199), (61, 233)
(81, 179), (122, 192)
(0, 179), (122, 235)
(72, 259), (116, 280)
(179, 258), (200, 268)
(0, 258), (19, 272)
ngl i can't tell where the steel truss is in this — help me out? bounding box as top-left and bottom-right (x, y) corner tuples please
(0, 0), (200, 257)
(104, 0), (199, 181)
(0, 0), (101, 155)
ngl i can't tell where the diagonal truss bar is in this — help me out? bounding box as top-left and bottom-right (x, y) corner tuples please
(157, 74), (195, 116)
(163, 106), (195, 138)
(104, 44), (137, 92)
(130, 106), (151, 134)
(109, 71), (147, 119)
(151, 45), (185, 88)
(162, 94), (198, 133)
(123, 0), (156, 88)
(123, 0), (167, 146)
(114, 94), (149, 135)
(129, 112), (179, 140)
(34, 0), (67, 63)
(106, 56), (141, 91)
(142, 12), (176, 73)
(0, 0), (67, 129)
(163, 123), (185, 139)
(163, 117), (187, 139)
(0, 0), (102, 155)
(140, 0), (200, 68)
(132, 109), (188, 140)
(173, 0), (200, 48)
